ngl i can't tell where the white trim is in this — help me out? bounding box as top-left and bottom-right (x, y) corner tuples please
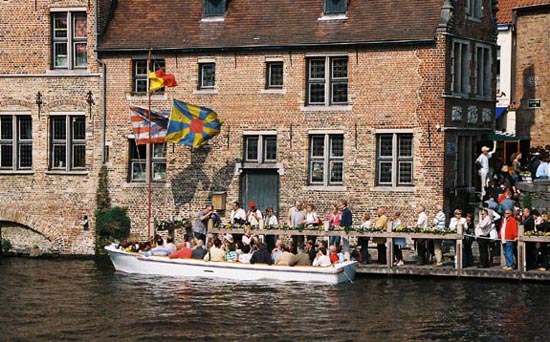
(48, 111), (86, 116)
(243, 130), (277, 136)
(318, 14), (348, 21)
(260, 89), (287, 95)
(198, 58), (216, 63)
(302, 185), (347, 192)
(50, 7), (87, 12)
(201, 17), (225, 22)
(0, 111), (32, 115)
(126, 94), (167, 101)
(265, 57), (284, 62)
(300, 105), (352, 112)
(308, 129), (345, 134)
(193, 89), (218, 95)
(305, 52), (348, 57)
(374, 128), (414, 134)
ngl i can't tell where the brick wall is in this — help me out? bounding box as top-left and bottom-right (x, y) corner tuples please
(514, 9), (550, 147)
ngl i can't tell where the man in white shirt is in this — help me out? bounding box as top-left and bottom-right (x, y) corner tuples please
(416, 206), (429, 265)
(230, 201), (247, 225)
(476, 144), (496, 199)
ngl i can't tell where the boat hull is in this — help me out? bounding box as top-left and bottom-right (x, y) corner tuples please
(105, 244), (356, 284)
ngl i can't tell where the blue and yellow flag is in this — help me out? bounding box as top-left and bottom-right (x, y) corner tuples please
(166, 99), (222, 147)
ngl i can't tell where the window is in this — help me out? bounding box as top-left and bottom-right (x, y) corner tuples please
(0, 115), (32, 170)
(50, 115), (86, 170)
(133, 59), (165, 94)
(475, 45), (492, 97)
(309, 134), (344, 185)
(465, 0), (483, 19)
(451, 40), (470, 95)
(204, 0), (225, 17)
(244, 135), (277, 163)
(199, 63), (215, 89)
(324, 0), (347, 14)
(376, 133), (413, 187)
(129, 140), (166, 182)
(306, 57), (348, 105)
(266, 62), (283, 89)
(52, 11), (87, 69)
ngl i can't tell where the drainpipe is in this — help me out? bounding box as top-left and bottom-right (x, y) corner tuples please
(95, 0), (107, 164)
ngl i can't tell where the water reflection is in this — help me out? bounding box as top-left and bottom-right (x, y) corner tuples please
(0, 257), (548, 341)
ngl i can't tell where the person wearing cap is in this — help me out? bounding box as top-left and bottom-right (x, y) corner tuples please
(475, 143), (497, 199)
(246, 201), (263, 227)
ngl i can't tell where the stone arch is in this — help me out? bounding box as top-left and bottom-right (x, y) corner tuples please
(46, 99), (88, 112)
(0, 98), (34, 109)
(0, 207), (65, 251)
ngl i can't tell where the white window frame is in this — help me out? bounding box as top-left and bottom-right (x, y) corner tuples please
(0, 114), (32, 170)
(451, 39), (471, 96)
(128, 139), (167, 182)
(306, 56), (348, 106)
(132, 59), (165, 94)
(376, 132), (414, 187)
(243, 132), (277, 164)
(204, 0), (226, 17)
(308, 133), (344, 186)
(51, 10), (87, 70)
(475, 43), (492, 98)
(266, 61), (284, 89)
(199, 62), (216, 89)
(324, 0), (347, 15)
(49, 113), (86, 171)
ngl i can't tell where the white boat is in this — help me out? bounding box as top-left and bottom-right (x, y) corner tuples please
(105, 244), (357, 284)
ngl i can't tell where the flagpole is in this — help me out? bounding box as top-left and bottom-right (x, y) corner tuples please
(146, 48), (153, 240)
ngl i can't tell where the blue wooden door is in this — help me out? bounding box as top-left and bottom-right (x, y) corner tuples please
(240, 170), (279, 217)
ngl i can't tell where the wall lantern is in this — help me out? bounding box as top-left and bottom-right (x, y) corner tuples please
(86, 91), (95, 119)
(35, 91), (43, 119)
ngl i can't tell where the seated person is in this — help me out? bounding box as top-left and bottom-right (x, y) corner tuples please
(164, 237), (177, 254)
(329, 245), (340, 264)
(169, 240), (193, 259)
(313, 246), (331, 267)
(238, 244), (254, 264)
(294, 246), (312, 266)
(203, 238), (225, 262)
(275, 244), (297, 266)
(191, 239), (208, 259)
(271, 239), (283, 263)
(225, 243), (238, 262)
(144, 239), (171, 257)
(250, 243), (273, 265)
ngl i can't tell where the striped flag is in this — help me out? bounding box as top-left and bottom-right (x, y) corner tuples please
(129, 105), (170, 145)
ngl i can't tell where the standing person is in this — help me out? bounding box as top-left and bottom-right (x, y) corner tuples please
(373, 207), (388, 264)
(475, 209), (493, 268)
(392, 211), (405, 267)
(415, 205), (429, 265)
(476, 144), (496, 199)
(510, 152), (522, 183)
(463, 213), (475, 268)
(499, 210), (518, 271)
(287, 201), (305, 252)
(264, 207), (279, 252)
(230, 201), (247, 225)
(338, 199), (352, 261)
(301, 204), (321, 228)
(194, 204), (214, 243)
(246, 201), (263, 227)
(359, 213), (372, 264)
(529, 152), (541, 179)
(327, 204), (342, 247)
(432, 205), (447, 267)
(522, 207), (537, 270)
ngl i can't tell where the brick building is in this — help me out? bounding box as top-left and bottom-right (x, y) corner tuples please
(0, 0), (499, 254)
(0, 0), (102, 254)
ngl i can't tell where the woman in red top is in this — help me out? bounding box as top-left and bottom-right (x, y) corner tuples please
(328, 204), (342, 247)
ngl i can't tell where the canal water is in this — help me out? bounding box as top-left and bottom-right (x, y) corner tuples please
(0, 256), (548, 342)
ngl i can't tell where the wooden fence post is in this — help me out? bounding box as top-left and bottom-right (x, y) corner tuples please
(517, 224), (524, 272)
(456, 224), (463, 273)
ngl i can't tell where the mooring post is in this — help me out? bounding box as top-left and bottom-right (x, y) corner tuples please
(517, 224), (525, 273)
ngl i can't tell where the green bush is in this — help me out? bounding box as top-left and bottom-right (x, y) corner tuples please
(2, 238), (12, 253)
(95, 207), (131, 246)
